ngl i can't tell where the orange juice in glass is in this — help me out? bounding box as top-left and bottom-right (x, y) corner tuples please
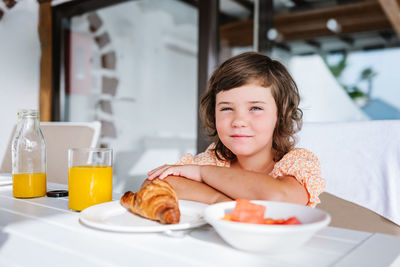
(68, 148), (113, 211)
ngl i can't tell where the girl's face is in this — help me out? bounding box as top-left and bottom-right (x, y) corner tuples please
(215, 83), (278, 159)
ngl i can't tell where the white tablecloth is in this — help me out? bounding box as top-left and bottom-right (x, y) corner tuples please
(0, 183), (400, 266)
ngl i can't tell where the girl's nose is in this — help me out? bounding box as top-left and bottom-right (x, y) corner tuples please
(232, 114), (247, 128)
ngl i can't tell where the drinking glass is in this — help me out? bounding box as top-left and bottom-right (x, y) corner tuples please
(68, 148), (113, 211)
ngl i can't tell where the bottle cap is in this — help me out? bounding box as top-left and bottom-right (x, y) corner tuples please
(46, 190), (68, 198)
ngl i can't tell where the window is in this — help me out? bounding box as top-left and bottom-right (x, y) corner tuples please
(53, 0), (198, 192)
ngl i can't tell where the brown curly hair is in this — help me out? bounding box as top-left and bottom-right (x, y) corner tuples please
(200, 52), (303, 162)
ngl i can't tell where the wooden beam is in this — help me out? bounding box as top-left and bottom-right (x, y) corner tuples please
(220, 20), (253, 46)
(221, 1), (393, 46)
(378, 0), (400, 38)
(38, 0), (52, 122)
(305, 39), (321, 49)
(379, 30), (395, 42)
(273, 42), (291, 52)
(339, 35), (355, 46)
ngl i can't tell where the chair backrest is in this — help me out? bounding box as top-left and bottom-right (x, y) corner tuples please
(1, 121), (101, 184)
(297, 120), (400, 227)
(319, 192), (400, 236)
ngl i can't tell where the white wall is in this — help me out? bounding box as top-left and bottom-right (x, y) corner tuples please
(0, 1), (40, 164)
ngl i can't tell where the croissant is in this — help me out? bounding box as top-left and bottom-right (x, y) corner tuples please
(120, 179), (180, 224)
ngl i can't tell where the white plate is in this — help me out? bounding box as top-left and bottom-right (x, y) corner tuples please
(0, 173), (12, 186)
(80, 200), (208, 232)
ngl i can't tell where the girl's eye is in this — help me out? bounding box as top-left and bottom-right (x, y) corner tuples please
(220, 107), (232, 111)
(250, 106), (263, 111)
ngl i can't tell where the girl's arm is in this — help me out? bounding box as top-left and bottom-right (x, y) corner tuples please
(148, 165), (308, 205)
(200, 166), (308, 205)
(142, 175), (232, 204)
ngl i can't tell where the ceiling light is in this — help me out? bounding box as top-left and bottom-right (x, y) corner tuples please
(326, 18), (342, 33)
(267, 28), (278, 40)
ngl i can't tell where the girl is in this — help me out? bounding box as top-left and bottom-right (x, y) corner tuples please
(147, 52), (325, 207)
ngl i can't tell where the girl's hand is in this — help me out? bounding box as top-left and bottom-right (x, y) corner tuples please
(147, 164), (202, 182)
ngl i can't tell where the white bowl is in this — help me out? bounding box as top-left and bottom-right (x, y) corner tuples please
(204, 200), (331, 253)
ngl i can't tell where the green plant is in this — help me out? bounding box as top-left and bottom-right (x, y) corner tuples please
(322, 52), (377, 102)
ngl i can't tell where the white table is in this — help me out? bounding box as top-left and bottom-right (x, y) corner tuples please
(1, 183), (400, 267)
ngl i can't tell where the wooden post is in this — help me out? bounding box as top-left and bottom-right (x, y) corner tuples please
(38, 0), (52, 122)
(197, 0), (219, 153)
(254, 0), (273, 54)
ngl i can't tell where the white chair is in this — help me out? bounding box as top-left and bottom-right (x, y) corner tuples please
(1, 121), (101, 184)
(297, 120), (400, 235)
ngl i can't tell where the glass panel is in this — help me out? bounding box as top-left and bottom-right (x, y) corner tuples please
(290, 48), (400, 122)
(66, 0), (198, 192)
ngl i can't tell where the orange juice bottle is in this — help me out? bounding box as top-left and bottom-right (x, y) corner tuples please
(68, 165), (112, 211)
(11, 110), (47, 198)
(13, 173), (47, 198)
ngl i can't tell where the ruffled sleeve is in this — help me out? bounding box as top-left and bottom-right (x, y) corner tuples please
(270, 148), (326, 207)
(176, 143), (230, 167)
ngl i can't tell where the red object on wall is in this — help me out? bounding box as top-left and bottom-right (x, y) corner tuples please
(67, 31), (93, 95)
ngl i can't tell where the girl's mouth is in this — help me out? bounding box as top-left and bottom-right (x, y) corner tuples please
(231, 134), (252, 138)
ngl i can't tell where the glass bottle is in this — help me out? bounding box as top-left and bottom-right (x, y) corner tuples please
(11, 109), (47, 198)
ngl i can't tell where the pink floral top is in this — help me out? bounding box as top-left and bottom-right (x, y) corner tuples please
(177, 144), (326, 207)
